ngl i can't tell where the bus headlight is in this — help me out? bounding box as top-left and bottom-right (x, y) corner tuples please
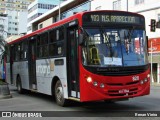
(140, 78), (148, 85)
(147, 74), (150, 78)
(93, 81), (98, 86)
(140, 80), (144, 85)
(100, 83), (105, 88)
(144, 78), (148, 83)
(86, 77), (92, 83)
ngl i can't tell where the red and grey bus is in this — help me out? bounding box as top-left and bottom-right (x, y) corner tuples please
(5, 10), (150, 106)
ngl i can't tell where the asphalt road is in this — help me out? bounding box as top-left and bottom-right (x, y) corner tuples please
(0, 85), (160, 120)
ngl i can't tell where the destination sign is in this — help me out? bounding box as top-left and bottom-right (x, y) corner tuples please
(83, 13), (144, 25)
(91, 15), (136, 23)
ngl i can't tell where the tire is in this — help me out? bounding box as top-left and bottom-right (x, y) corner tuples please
(104, 100), (115, 103)
(55, 80), (68, 106)
(17, 76), (24, 94)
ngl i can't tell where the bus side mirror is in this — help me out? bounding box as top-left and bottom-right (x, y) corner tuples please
(79, 34), (84, 45)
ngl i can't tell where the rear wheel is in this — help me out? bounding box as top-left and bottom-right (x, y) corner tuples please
(17, 76), (24, 94)
(55, 80), (68, 106)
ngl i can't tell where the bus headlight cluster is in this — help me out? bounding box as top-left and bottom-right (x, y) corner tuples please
(93, 81), (98, 86)
(100, 83), (105, 88)
(86, 77), (105, 88)
(140, 78), (148, 85)
(93, 81), (105, 88)
(144, 78), (148, 82)
(147, 74), (150, 78)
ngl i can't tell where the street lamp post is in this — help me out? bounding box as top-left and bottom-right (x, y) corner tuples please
(151, 40), (153, 83)
(59, 0), (62, 21)
(126, 0), (128, 11)
(89, 0), (93, 11)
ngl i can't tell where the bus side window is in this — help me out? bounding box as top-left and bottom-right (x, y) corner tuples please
(25, 42), (28, 59)
(49, 29), (56, 43)
(49, 27), (64, 57)
(20, 42), (24, 60)
(15, 44), (20, 61)
(37, 32), (49, 58)
(18, 41), (28, 61)
(6, 46), (10, 63)
(23, 41), (28, 59)
(59, 27), (64, 41)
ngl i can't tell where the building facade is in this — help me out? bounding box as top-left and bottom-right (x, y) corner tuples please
(0, 0), (34, 37)
(0, 14), (8, 40)
(28, 0), (90, 33)
(27, 0), (67, 34)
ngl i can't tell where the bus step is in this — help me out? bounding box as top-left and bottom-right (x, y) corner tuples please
(68, 97), (80, 102)
(30, 89), (37, 92)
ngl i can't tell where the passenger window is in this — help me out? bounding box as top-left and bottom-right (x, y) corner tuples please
(49, 29), (56, 43)
(49, 26), (64, 57)
(37, 32), (49, 58)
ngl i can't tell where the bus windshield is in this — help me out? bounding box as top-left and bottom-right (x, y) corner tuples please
(82, 28), (148, 67)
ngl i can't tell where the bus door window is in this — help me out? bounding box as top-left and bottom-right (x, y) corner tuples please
(31, 44), (35, 61)
(70, 30), (76, 84)
(68, 26), (79, 96)
(28, 37), (37, 89)
(10, 45), (15, 84)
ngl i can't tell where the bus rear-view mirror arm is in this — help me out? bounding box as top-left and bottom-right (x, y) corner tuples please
(79, 33), (84, 45)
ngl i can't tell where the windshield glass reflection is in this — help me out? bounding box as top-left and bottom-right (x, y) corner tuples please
(82, 28), (148, 67)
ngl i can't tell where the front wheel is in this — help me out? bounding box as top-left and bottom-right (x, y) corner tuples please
(104, 100), (115, 103)
(55, 80), (68, 106)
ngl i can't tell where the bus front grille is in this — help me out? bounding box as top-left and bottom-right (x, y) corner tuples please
(107, 81), (139, 86)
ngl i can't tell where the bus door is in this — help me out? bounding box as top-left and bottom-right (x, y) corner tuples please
(67, 24), (80, 98)
(10, 45), (14, 84)
(28, 37), (37, 90)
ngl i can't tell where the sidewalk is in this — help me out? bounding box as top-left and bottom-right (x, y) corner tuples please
(151, 83), (160, 87)
(0, 83), (12, 99)
(8, 84), (17, 91)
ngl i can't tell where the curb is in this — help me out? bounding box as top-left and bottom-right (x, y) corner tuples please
(0, 94), (12, 99)
(0, 83), (12, 99)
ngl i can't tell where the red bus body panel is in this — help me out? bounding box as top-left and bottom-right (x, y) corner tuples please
(79, 63), (150, 102)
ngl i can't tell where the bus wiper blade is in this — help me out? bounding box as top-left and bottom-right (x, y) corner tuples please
(79, 26), (90, 37)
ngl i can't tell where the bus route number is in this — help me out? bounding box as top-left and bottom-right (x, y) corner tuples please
(91, 15), (99, 22)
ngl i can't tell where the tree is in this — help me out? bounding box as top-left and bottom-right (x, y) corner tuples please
(0, 24), (7, 59)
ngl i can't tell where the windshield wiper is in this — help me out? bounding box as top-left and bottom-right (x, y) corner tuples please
(79, 26), (90, 38)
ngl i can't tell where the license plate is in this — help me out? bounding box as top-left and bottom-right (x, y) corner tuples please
(119, 89), (129, 94)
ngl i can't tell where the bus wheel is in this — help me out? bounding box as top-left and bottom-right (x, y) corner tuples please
(55, 80), (67, 106)
(104, 100), (115, 103)
(17, 76), (24, 94)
